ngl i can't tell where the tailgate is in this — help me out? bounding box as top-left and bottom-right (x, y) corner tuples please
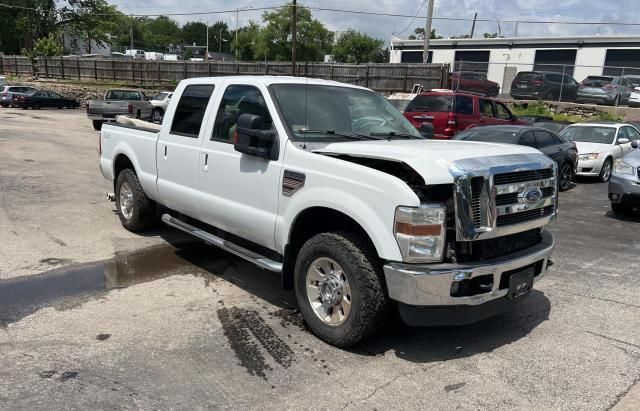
(89, 100), (129, 116)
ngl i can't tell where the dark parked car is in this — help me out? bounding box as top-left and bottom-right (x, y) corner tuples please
(402, 90), (526, 139)
(449, 71), (500, 97)
(1, 85), (37, 107)
(13, 90), (80, 110)
(576, 76), (634, 106)
(453, 125), (578, 191)
(511, 71), (579, 102)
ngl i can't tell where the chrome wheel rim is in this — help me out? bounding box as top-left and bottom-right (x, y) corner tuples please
(306, 257), (352, 326)
(560, 164), (572, 190)
(119, 182), (134, 220)
(601, 161), (611, 181)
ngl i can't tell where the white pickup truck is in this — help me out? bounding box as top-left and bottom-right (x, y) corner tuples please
(99, 76), (557, 347)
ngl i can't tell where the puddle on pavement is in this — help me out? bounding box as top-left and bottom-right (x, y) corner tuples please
(0, 243), (224, 326)
(0, 241), (294, 327)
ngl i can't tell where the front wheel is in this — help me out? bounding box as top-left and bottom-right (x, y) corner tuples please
(115, 169), (156, 232)
(294, 231), (389, 347)
(599, 158), (612, 183)
(558, 162), (573, 191)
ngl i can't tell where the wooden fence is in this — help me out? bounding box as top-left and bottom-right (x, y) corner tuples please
(0, 56), (450, 92)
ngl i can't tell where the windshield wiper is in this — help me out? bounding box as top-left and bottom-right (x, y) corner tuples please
(299, 129), (385, 140)
(369, 132), (424, 140)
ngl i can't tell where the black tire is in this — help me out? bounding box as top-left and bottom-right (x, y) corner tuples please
(544, 91), (556, 101)
(92, 120), (103, 131)
(599, 158), (613, 183)
(612, 202), (633, 216)
(558, 162), (573, 191)
(114, 168), (156, 232)
(294, 231), (389, 347)
(0, 103), (8, 108)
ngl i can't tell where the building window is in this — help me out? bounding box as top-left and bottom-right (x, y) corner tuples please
(453, 51), (490, 76)
(603, 49), (640, 76)
(533, 49), (577, 76)
(400, 51), (432, 63)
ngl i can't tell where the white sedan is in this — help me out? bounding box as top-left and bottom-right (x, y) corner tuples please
(149, 91), (173, 123)
(558, 122), (638, 182)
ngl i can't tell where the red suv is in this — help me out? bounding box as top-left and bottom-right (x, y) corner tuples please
(402, 90), (525, 139)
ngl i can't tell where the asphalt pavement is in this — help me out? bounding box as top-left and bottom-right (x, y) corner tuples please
(0, 108), (639, 410)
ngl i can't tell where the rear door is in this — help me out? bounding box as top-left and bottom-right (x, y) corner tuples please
(453, 95), (475, 131)
(156, 83), (216, 218)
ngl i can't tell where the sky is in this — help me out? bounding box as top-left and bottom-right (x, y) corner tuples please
(102, 0), (640, 42)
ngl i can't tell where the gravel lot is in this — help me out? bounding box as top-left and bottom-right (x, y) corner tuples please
(0, 107), (639, 410)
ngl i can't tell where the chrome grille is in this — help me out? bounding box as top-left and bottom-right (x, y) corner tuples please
(451, 155), (558, 241)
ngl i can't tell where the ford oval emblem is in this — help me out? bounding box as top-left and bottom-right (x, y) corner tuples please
(523, 187), (543, 204)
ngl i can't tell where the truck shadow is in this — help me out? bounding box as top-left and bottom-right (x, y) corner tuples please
(166, 237), (551, 364)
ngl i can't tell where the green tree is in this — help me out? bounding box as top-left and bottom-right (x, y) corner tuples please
(232, 20), (262, 61)
(209, 21), (232, 54)
(182, 21), (208, 46)
(60, 0), (119, 53)
(145, 16), (182, 51)
(0, 0), (57, 54)
(408, 28), (442, 40)
(259, 4), (333, 62)
(332, 29), (385, 64)
(21, 33), (63, 76)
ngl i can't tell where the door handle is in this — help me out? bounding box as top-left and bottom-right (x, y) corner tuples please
(162, 145), (167, 162)
(201, 153), (209, 172)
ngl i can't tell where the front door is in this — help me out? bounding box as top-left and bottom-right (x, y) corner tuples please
(156, 83), (216, 218)
(198, 82), (283, 250)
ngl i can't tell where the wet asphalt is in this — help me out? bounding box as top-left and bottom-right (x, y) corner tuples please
(0, 108), (639, 409)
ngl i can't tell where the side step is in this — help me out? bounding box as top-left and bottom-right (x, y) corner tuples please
(161, 214), (283, 273)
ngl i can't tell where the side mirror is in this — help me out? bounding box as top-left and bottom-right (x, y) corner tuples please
(632, 140), (639, 149)
(234, 113), (278, 160)
(618, 137), (630, 145)
(419, 122), (434, 139)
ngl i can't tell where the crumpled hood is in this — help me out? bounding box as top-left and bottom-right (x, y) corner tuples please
(315, 139), (548, 184)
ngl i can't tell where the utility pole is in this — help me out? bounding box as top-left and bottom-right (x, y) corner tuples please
(219, 28), (223, 55)
(206, 23), (209, 61)
(292, 0), (297, 75)
(470, 12), (477, 38)
(423, 0), (434, 63)
(235, 8), (239, 60)
(129, 14), (134, 52)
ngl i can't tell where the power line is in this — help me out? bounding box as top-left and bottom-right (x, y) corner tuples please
(4, 1), (640, 28)
(393, 0), (427, 36)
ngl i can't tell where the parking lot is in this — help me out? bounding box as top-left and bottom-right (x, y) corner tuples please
(0, 108), (639, 409)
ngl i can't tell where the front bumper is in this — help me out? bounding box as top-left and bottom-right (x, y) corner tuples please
(575, 158), (603, 176)
(609, 173), (640, 204)
(383, 231), (554, 307)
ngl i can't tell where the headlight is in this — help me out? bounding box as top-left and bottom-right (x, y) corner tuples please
(578, 153), (599, 161)
(394, 204), (446, 263)
(613, 159), (635, 175)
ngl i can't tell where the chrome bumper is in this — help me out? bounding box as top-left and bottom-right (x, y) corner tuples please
(383, 231), (554, 306)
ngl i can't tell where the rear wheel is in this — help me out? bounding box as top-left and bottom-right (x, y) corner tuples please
(92, 120), (103, 131)
(294, 231), (389, 347)
(558, 162), (573, 191)
(115, 169), (156, 232)
(599, 158), (613, 183)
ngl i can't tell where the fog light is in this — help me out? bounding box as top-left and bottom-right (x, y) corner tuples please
(610, 193), (619, 201)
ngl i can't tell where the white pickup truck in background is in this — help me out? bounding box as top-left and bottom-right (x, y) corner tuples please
(87, 89), (154, 131)
(99, 76), (557, 347)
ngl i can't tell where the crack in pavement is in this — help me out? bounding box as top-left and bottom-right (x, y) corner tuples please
(586, 331), (640, 350)
(340, 363), (439, 409)
(558, 289), (640, 310)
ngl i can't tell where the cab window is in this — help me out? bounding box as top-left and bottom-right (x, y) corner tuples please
(495, 102), (512, 120)
(170, 84), (215, 137)
(212, 85), (273, 143)
(479, 99), (495, 117)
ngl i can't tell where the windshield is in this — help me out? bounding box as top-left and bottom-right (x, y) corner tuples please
(454, 129), (521, 144)
(583, 77), (614, 87)
(388, 99), (411, 112)
(559, 126), (616, 144)
(270, 84), (422, 141)
(406, 95), (452, 112)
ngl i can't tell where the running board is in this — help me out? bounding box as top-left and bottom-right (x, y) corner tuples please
(161, 214), (283, 273)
